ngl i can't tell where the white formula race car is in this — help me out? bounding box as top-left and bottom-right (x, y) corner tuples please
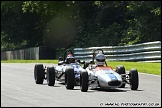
(80, 49), (139, 92)
(34, 49), (86, 89)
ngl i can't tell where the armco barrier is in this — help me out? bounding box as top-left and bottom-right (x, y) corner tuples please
(73, 41), (161, 62)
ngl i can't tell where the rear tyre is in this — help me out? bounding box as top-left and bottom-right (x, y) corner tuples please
(47, 67), (55, 86)
(129, 68), (139, 90)
(80, 70), (88, 92)
(65, 67), (75, 89)
(116, 65), (126, 88)
(34, 64), (44, 84)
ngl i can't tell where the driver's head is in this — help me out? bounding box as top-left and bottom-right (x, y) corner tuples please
(66, 54), (75, 63)
(95, 53), (105, 66)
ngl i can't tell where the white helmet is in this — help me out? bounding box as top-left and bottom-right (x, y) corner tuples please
(66, 54), (75, 63)
(95, 53), (105, 66)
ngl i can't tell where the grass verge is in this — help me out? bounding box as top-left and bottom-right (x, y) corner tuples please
(107, 61), (161, 76)
(1, 60), (58, 64)
(1, 60), (161, 76)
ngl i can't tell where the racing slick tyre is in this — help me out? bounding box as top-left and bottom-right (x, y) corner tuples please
(129, 68), (139, 90)
(34, 64), (44, 84)
(65, 67), (75, 89)
(116, 65), (126, 88)
(83, 62), (89, 69)
(80, 70), (88, 92)
(47, 67), (55, 86)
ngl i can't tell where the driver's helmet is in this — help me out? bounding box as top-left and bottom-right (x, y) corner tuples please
(95, 53), (105, 66)
(66, 54), (75, 63)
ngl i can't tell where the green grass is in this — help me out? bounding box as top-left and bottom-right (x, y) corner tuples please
(1, 60), (58, 64)
(107, 61), (161, 76)
(1, 60), (161, 76)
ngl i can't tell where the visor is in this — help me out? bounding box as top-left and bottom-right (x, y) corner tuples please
(96, 59), (105, 62)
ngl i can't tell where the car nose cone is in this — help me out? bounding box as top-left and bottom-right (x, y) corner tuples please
(108, 80), (121, 86)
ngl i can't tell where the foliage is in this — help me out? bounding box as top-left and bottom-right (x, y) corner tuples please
(1, 1), (161, 51)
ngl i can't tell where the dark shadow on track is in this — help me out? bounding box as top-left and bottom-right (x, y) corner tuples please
(131, 89), (144, 91)
(86, 88), (127, 93)
(35, 83), (61, 87)
(87, 87), (144, 92)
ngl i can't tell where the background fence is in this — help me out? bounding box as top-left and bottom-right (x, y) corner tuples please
(73, 41), (161, 62)
(1, 41), (161, 62)
(1, 46), (56, 60)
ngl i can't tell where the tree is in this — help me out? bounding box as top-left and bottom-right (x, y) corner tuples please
(1, 1), (161, 51)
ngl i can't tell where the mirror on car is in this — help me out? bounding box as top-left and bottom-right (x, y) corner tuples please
(58, 57), (63, 61)
(81, 61), (85, 64)
(76, 59), (80, 63)
(58, 61), (64, 65)
(76, 59), (85, 64)
(90, 60), (94, 64)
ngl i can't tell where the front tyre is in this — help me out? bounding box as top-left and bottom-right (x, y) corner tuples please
(47, 67), (55, 86)
(80, 70), (88, 92)
(129, 68), (139, 90)
(65, 67), (75, 89)
(116, 65), (126, 88)
(34, 64), (44, 84)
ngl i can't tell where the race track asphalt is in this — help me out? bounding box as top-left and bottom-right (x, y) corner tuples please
(1, 63), (161, 107)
